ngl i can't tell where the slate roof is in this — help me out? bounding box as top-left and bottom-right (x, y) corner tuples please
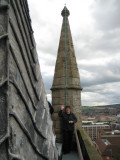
(96, 134), (120, 156)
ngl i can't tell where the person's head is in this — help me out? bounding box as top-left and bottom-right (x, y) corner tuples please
(65, 106), (71, 114)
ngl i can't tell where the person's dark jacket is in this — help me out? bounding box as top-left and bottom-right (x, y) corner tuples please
(48, 101), (54, 114)
(58, 110), (77, 132)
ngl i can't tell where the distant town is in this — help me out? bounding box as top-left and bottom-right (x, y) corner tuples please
(82, 104), (120, 160)
(82, 104), (120, 123)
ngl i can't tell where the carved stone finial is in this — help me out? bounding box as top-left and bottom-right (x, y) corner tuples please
(61, 6), (70, 17)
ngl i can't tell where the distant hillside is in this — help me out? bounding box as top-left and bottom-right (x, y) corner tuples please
(82, 104), (120, 109)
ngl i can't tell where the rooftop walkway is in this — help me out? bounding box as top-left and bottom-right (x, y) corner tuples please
(57, 142), (79, 160)
(56, 130), (83, 160)
(62, 151), (79, 160)
(56, 129), (103, 160)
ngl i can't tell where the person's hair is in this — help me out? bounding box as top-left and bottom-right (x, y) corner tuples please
(65, 106), (71, 110)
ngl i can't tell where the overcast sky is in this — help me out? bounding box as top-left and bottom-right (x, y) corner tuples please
(27, 0), (120, 106)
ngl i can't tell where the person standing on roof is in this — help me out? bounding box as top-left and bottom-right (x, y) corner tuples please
(58, 105), (77, 154)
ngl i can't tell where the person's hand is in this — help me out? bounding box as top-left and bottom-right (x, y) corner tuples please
(61, 105), (64, 110)
(69, 121), (74, 124)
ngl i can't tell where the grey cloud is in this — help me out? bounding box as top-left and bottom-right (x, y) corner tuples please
(91, 31), (120, 53)
(82, 82), (120, 105)
(75, 30), (120, 62)
(28, 0), (120, 106)
(92, 0), (120, 31)
(42, 75), (53, 94)
(79, 57), (120, 88)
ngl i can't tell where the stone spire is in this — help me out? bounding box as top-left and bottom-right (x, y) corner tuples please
(51, 7), (82, 141)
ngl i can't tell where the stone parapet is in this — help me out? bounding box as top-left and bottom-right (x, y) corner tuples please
(77, 128), (102, 160)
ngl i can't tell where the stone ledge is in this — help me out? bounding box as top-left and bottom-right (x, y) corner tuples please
(77, 127), (102, 160)
(51, 85), (82, 91)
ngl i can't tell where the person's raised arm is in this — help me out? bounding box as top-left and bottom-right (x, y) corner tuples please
(58, 105), (64, 117)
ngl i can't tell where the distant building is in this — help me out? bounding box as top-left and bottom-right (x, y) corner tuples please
(87, 117), (96, 121)
(82, 121), (94, 124)
(95, 129), (120, 160)
(117, 114), (120, 118)
(82, 125), (110, 140)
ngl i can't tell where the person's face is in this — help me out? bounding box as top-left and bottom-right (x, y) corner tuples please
(66, 108), (70, 114)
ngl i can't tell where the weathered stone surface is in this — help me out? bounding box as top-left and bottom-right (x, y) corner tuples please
(0, 0), (58, 159)
(51, 7), (82, 140)
(0, 141), (8, 160)
(0, 1), (9, 157)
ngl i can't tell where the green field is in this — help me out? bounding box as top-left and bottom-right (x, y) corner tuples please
(82, 104), (120, 110)
(82, 106), (95, 110)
